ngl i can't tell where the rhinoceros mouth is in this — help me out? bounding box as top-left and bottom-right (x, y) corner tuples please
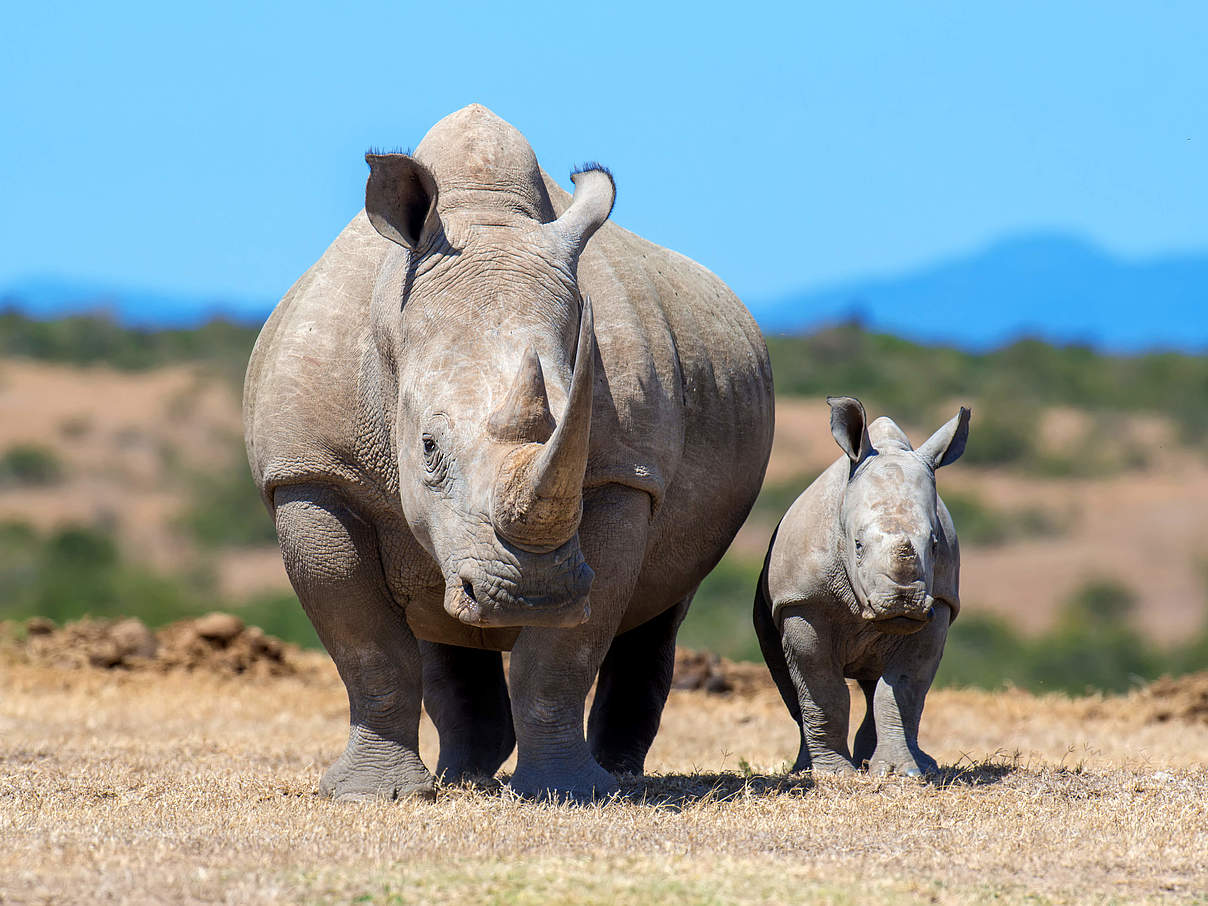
(442, 548), (594, 629)
(860, 585), (933, 633)
(869, 612), (933, 635)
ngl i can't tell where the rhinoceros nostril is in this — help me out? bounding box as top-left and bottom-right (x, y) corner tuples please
(461, 579), (476, 602)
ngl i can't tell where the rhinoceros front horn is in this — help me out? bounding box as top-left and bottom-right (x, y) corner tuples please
(490, 297), (595, 552)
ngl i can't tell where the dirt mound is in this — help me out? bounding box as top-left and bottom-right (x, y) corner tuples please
(672, 648), (773, 696)
(1130, 673), (1208, 725)
(8, 613), (298, 677)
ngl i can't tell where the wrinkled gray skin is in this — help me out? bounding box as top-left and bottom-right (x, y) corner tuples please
(244, 105), (773, 800)
(754, 397), (969, 776)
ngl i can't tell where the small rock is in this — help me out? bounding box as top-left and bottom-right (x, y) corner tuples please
(193, 613), (245, 643)
(110, 618), (158, 660)
(88, 641), (122, 669)
(25, 617), (56, 636)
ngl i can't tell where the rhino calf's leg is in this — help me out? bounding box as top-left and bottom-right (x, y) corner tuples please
(274, 485), (435, 801)
(782, 613), (857, 774)
(420, 642), (515, 783)
(868, 603), (951, 778)
(587, 595), (691, 775)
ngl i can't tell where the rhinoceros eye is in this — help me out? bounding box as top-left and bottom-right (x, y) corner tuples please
(421, 433), (447, 483)
(854, 538), (864, 560)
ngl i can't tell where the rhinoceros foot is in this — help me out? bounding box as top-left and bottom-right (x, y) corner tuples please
(868, 748), (939, 779)
(319, 734), (436, 802)
(796, 751), (858, 776)
(507, 756), (619, 802)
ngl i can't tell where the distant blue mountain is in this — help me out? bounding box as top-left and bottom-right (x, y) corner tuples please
(747, 234), (1208, 352)
(0, 277), (272, 327)
(3, 233), (1207, 350)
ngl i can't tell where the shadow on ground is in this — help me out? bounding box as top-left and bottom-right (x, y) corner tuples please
(441, 760), (1019, 809)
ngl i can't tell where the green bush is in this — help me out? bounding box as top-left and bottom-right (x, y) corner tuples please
(936, 580), (1189, 694)
(180, 458), (278, 549)
(679, 553), (765, 662)
(0, 519), (317, 647)
(0, 521), (200, 626)
(0, 308), (259, 385)
(0, 443), (64, 486)
(766, 323), (1208, 466)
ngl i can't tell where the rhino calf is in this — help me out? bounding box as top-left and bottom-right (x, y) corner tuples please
(754, 397), (970, 776)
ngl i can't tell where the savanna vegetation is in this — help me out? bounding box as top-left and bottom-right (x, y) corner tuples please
(2, 308), (1207, 693)
(0, 519), (318, 648)
(5, 307), (1208, 449)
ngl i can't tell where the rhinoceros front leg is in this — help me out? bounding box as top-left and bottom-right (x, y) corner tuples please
(587, 594), (691, 775)
(420, 642), (515, 783)
(781, 612), (857, 774)
(868, 603), (951, 778)
(274, 485), (435, 801)
(506, 486), (650, 799)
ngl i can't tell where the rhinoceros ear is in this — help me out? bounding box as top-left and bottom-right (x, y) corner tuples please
(365, 153), (439, 251)
(827, 396), (872, 464)
(546, 165), (615, 260)
(917, 407), (971, 470)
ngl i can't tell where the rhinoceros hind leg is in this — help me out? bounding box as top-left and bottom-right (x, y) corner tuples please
(274, 484), (435, 801)
(587, 595), (690, 775)
(851, 679), (878, 768)
(753, 560), (810, 770)
(421, 642), (515, 783)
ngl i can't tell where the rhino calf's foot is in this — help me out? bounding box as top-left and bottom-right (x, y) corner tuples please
(320, 726), (436, 802)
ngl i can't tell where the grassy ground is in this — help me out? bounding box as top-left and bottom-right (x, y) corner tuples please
(3, 655), (1206, 904)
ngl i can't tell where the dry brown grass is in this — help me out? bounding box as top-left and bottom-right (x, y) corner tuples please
(3, 655), (1207, 905)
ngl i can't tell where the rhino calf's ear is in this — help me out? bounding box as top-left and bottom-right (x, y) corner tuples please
(365, 153), (439, 250)
(917, 407), (971, 470)
(827, 396), (872, 464)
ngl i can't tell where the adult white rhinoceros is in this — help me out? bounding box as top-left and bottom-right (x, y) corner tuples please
(244, 104), (773, 799)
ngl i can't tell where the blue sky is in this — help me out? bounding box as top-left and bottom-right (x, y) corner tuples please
(1, 1), (1205, 326)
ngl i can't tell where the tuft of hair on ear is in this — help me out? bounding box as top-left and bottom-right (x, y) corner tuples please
(364, 146), (413, 163)
(571, 161), (614, 183)
(568, 162), (616, 220)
